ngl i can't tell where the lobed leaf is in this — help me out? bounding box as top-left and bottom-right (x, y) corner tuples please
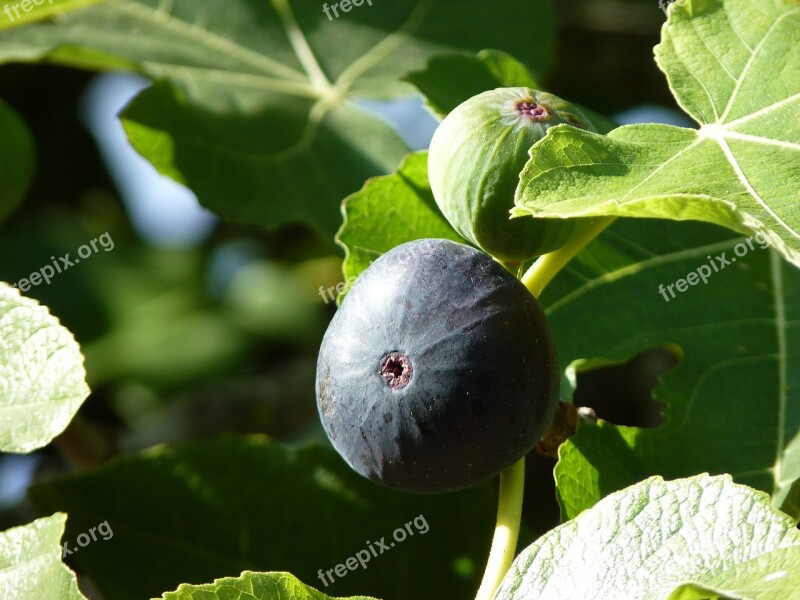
(0, 0), (553, 236)
(514, 0), (800, 268)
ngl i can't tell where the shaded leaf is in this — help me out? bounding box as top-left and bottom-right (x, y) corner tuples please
(779, 479), (800, 521)
(31, 435), (495, 600)
(0, 100), (34, 224)
(545, 219), (800, 519)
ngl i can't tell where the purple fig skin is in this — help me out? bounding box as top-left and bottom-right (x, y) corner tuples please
(316, 238), (559, 494)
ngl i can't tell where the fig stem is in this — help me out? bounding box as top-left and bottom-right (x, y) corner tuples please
(521, 217), (616, 297)
(474, 458), (525, 600)
(475, 216), (615, 600)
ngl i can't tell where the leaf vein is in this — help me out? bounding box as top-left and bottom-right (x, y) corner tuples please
(114, 0), (307, 82)
(718, 6), (800, 123)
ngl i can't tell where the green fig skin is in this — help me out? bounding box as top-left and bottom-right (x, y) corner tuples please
(428, 87), (597, 262)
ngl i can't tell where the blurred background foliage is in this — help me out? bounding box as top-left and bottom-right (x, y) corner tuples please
(0, 0), (686, 596)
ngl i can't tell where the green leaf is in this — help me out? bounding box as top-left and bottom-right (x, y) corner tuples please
(0, 514), (87, 600)
(337, 151), (466, 289)
(0, 283), (90, 453)
(30, 435), (495, 600)
(0, 0), (553, 236)
(780, 479), (800, 520)
(0, 100), (34, 224)
(156, 571), (377, 600)
(667, 547), (800, 600)
(555, 421), (642, 521)
(495, 474), (800, 600)
(404, 49), (539, 118)
(514, 0), (800, 268)
(120, 80), (408, 238)
(545, 219), (800, 520)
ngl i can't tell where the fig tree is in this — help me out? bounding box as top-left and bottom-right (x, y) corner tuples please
(316, 238), (559, 494)
(428, 87), (599, 262)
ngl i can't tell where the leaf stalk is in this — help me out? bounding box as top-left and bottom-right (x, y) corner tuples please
(521, 217), (616, 297)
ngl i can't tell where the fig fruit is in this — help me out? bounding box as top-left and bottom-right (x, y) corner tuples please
(316, 238), (559, 494)
(428, 87), (599, 262)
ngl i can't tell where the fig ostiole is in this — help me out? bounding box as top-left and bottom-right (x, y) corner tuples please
(316, 238), (559, 494)
(428, 87), (600, 262)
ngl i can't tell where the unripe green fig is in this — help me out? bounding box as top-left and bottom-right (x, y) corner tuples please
(428, 87), (599, 262)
